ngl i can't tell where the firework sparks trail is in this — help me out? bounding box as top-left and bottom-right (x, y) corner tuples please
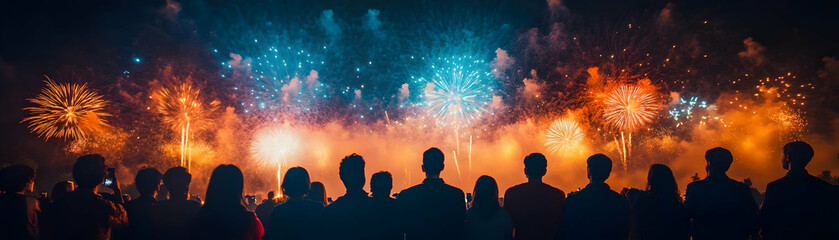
(251, 126), (301, 195)
(23, 76), (110, 140)
(155, 83), (219, 169)
(603, 85), (659, 168)
(544, 117), (585, 155)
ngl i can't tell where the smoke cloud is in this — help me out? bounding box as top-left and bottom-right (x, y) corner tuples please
(319, 10), (342, 40)
(738, 37), (767, 66)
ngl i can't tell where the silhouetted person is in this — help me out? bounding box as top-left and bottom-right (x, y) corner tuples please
(46, 154), (127, 240)
(760, 141), (839, 239)
(124, 168), (161, 240)
(50, 181), (74, 203)
(0, 164), (40, 240)
(151, 167), (201, 240)
(322, 153), (374, 239)
(503, 153), (565, 240)
(307, 181), (327, 206)
(684, 147), (758, 240)
(563, 154), (630, 240)
(467, 175), (513, 240)
(255, 191), (277, 224)
(629, 164), (689, 240)
(743, 178), (764, 206)
(192, 165), (263, 240)
(397, 147), (466, 240)
(370, 171), (402, 240)
(263, 167), (324, 240)
(246, 195), (257, 211)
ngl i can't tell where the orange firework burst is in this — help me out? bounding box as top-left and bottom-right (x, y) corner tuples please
(154, 83), (219, 169)
(544, 117), (585, 155)
(23, 76), (110, 140)
(602, 84), (660, 169)
(603, 84), (660, 132)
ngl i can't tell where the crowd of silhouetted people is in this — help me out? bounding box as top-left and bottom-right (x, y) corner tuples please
(1, 141), (838, 240)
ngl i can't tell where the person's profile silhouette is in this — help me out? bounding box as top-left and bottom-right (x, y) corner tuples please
(759, 141), (839, 239)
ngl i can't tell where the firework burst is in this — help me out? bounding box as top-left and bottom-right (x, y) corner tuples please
(250, 125), (301, 194)
(603, 85), (660, 132)
(23, 76), (110, 140)
(417, 56), (495, 127)
(545, 117), (585, 155)
(603, 84), (660, 169)
(154, 83), (219, 169)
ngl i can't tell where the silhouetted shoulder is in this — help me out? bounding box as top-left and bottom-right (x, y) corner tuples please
(445, 183), (466, 195)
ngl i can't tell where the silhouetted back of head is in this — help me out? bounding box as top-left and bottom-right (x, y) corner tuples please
(73, 154), (107, 189)
(267, 191), (275, 200)
(205, 164), (244, 209)
(282, 167), (310, 198)
(705, 147), (733, 174)
(587, 154), (612, 183)
(308, 181), (327, 205)
(0, 164), (35, 193)
(339, 153), (366, 191)
(647, 164), (680, 202)
(524, 153), (548, 180)
(371, 171), (393, 198)
(783, 141), (814, 169)
(51, 181), (74, 202)
(422, 147), (445, 175)
(135, 168), (162, 196)
(471, 175), (500, 219)
(163, 167), (191, 196)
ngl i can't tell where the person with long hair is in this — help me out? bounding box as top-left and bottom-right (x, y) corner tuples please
(466, 175), (513, 240)
(191, 165), (263, 240)
(629, 164), (689, 240)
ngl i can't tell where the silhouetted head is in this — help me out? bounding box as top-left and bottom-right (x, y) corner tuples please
(51, 181), (74, 202)
(163, 167), (191, 197)
(646, 164), (680, 202)
(246, 195), (255, 205)
(523, 153), (548, 181)
(308, 181), (327, 205)
(267, 191), (275, 200)
(282, 167), (310, 199)
(135, 168), (162, 197)
(73, 154), (107, 189)
(204, 164), (245, 209)
(339, 153), (366, 191)
(422, 147), (445, 176)
(0, 164), (36, 193)
(470, 175), (501, 219)
(705, 147), (733, 175)
(371, 171), (393, 198)
(586, 154), (612, 183)
(783, 141), (814, 171)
